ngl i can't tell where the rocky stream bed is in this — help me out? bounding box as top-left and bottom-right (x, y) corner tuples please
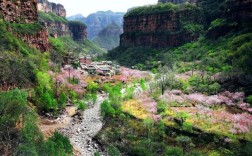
(59, 95), (107, 156)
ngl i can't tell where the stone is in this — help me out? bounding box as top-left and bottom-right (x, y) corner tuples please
(37, 0), (66, 17)
(120, 8), (204, 48)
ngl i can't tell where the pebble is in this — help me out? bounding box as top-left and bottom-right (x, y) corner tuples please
(59, 96), (107, 156)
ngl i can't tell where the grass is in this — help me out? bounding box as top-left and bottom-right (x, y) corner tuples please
(38, 11), (68, 24)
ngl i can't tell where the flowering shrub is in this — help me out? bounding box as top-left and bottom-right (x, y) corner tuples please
(120, 67), (149, 79)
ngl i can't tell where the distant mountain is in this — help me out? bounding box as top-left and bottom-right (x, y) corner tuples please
(92, 22), (123, 50)
(67, 14), (86, 23)
(85, 10), (125, 39)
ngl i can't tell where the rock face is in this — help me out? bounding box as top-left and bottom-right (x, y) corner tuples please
(226, 0), (252, 20)
(69, 21), (87, 41)
(85, 11), (125, 39)
(37, 0), (66, 17)
(0, 0), (49, 51)
(92, 22), (123, 50)
(120, 8), (204, 47)
(38, 0), (70, 37)
(0, 0), (38, 23)
(158, 0), (197, 4)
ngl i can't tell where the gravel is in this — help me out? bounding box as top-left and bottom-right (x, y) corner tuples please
(59, 95), (107, 156)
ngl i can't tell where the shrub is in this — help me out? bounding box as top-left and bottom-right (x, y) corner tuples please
(101, 100), (116, 117)
(165, 146), (183, 156)
(247, 95), (252, 107)
(107, 145), (121, 156)
(77, 101), (86, 110)
(58, 92), (67, 109)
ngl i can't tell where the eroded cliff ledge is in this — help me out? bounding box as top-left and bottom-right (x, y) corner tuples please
(120, 4), (204, 47)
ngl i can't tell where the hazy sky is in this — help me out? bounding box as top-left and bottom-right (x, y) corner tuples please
(50, 0), (157, 17)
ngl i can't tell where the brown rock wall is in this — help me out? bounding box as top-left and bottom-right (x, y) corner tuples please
(0, 0), (38, 23)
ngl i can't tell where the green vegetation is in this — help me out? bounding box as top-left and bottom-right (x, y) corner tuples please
(125, 3), (180, 17)
(38, 11), (68, 24)
(0, 89), (73, 155)
(7, 22), (44, 35)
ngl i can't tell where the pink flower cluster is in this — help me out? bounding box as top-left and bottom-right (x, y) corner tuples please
(53, 68), (87, 96)
(184, 91), (251, 112)
(120, 67), (149, 79)
(134, 91), (161, 122)
(230, 114), (252, 134)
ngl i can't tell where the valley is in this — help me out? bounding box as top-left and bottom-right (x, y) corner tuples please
(0, 0), (252, 156)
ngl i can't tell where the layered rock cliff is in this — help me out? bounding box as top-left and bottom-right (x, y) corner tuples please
(85, 11), (125, 39)
(37, 0), (66, 17)
(120, 4), (204, 47)
(68, 21), (87, 41)
(0, 0), (49, 51)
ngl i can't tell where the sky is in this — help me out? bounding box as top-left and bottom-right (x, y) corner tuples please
(50, 0), (157, 17)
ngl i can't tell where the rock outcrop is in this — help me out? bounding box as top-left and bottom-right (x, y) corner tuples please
(120, 6), (204, 47)
(0, 0), (38, 23)
(38, 0), (70, 37)
(37, 0), (66, 17)
(85, 11), (125, 39)
(0, 0), (49, 51)
(158, 0), (198, 4)
(69, 21), (87, 41)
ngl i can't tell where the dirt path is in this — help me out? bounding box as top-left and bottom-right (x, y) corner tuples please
(59, 95), (107, 156)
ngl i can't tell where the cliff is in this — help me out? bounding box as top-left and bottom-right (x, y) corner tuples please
(158, 0), (197, 4)
(85, 11), (125, 39)
(92, 22), (123, 50)
(37, 0), (66, 17)
(68, 21), (87, 41)
(0, 0), (49, 51)
(38, 11), (70, 37)
(120, 4), (204, 47)
(0, 0), (38, 23)
(207, 0), (252, 39)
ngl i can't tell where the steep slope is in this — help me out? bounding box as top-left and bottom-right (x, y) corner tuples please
(92, 22), (123, 50)
(120, 3), (204, 47)
(85, 10), (125, 39)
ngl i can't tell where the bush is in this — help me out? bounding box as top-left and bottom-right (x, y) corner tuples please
(107, 145), (121, 156)
(165, 146), (183, 156)
(58, 92), (67, 109)
(101, 100), (116, 117)
(246, 95), (252, 107)
(77, 101), (86, 110)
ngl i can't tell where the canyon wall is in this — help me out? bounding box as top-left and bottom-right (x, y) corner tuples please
(120, 7), (204, 47)
(0, 0), (38, 23)
(0, 0), (49, 51)
(68, 21), (87, 41)
(37, 0), (66, 17)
